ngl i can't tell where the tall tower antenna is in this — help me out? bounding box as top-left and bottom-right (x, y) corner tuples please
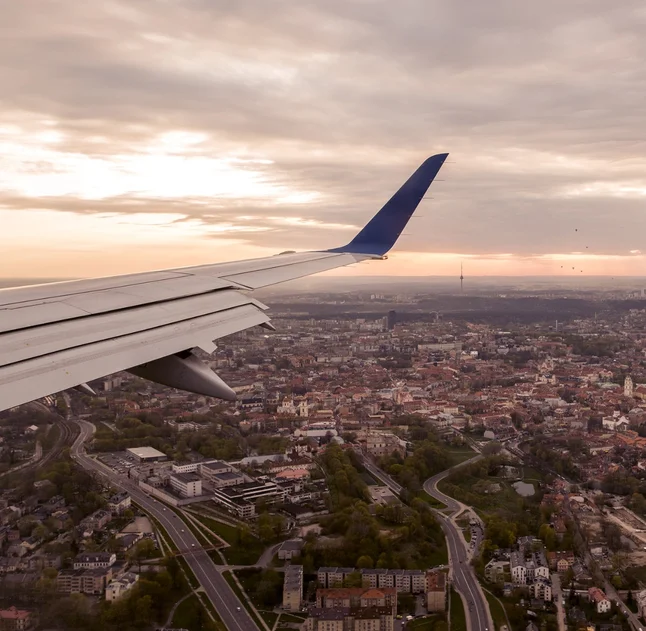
(460, 262), (464, 292)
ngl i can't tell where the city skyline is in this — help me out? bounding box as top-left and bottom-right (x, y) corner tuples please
(3, 1), (646, 278)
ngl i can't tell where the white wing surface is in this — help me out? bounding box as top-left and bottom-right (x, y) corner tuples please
(0, 154), (447, 411)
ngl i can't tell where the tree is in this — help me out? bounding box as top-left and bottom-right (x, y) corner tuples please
(135, 594), (153, 626)
(562, 567), (575, 589)
(357, 555), (374, 569)
(482, 441), (502, 456)
(129, 538), (157, 572)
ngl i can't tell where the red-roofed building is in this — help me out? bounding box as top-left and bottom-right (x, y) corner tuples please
(0, 607), (33, 631)
(588, 587), (611, 613)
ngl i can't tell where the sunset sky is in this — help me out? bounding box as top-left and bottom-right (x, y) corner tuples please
(2, 0), (646, 279)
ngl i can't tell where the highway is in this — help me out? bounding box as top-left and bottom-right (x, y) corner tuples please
(361, 452), (492, 631)
(71, 419), (260, 631)
(424, 463), (492, 631)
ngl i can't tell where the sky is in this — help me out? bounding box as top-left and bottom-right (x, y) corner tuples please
(2, 0), (646, 279)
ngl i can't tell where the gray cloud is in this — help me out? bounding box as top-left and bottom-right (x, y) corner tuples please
(2, 0), (646, 260)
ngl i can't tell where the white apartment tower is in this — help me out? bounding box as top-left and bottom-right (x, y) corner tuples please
(625, 375), (634, 398)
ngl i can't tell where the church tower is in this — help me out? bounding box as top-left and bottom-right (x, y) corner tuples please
(624, 375), (634, 397)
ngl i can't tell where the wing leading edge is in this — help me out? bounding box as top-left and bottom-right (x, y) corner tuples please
(0, 153), (448, 411)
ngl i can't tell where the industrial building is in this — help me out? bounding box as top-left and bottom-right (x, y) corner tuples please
(125, 447), (167, 463)
(169, 473), (202, 498)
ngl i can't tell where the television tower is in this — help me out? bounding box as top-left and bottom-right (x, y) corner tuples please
(460, 262), (464, 292)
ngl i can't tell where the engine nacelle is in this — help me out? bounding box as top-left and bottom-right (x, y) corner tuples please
(128, 351), (236, 401)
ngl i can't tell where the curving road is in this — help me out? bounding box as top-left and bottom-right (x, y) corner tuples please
(424, 460), (492, 631)
(71, 419), (260, 631)
(362, 451), (492, 631)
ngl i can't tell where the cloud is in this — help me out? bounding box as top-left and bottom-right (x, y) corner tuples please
(2, 0), (646, 276)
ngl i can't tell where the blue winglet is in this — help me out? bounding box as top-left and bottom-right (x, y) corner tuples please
(328, 153), (448, 256)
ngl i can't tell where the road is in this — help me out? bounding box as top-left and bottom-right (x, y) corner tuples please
(551, 573), (566, 631)
(361, 452), (492, 631)
(71, 419), (260, 631)
(424, 465), (491, 631)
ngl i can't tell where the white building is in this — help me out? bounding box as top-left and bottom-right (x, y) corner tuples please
(531, 579), (552, 601)
(105, 572), (139, 601)
(625, 375), (634, 397)
(73, 552), (116, 570)
(107, 492), (131, 515)
(510, 553), (527, 586)
(169, 473), (202, 498)
(588, 587), (611, 613)
(171, 462), (200, 474)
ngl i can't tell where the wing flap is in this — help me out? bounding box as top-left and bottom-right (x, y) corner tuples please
(0, 289), (261, 366)
(0, 302), (269, 410)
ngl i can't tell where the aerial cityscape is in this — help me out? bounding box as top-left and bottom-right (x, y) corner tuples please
(3, 1), (646, 630)
(2, 282), (646, 631)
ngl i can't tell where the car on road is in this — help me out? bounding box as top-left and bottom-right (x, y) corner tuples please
(181, 529), (185, 533)
(236, 607), (241, 612)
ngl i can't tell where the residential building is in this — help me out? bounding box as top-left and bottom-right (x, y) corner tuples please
(73, 552), (116, 570)
(278, 540), (303, 561)
(426, 570), (446, 612)
(588, 587), (611, 613)
(485, 560), (509, 583)
(316, 587), (397, 616)
(169, 473), (202, 498)
(318, 568), (354, 588)
(510, 552), (527, 586)
(57, 568), (112, 595)
(282, 565), (303, 611)
(318, 568), (355, 588)
(306, 606), (394, 631)
(105, 573), (139, 602)
(83, 509), (111, 530)
(0, 607), (32, 631)
(107, 492), (131, 515)
(547, 551), (575, 572)
(320, 567), (425, 593)
(530, 579), (552, 602)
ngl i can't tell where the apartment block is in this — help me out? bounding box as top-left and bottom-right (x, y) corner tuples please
(57, 568), (112, 595)
(316, 587), (397, 616)
(282, 565), (303, 611)
(426, 570), (447, 613)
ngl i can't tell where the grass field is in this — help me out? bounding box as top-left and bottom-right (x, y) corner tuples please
(438, 473), (525, 516)
(222, 570), (265, 629)
(259, 611), (278, 628)
(407, 615), (446, 631)
(171, 594), (227, 631)
(192, 513), (265, 565)
(484, 590), (508, 631)
(450, 588), (467, 631)
(421, 490), (447, 509)
(279, 612), (308, 622)
(445, 445), (477, 466)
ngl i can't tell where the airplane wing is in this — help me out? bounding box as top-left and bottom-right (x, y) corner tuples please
(0, 153), (448, 411)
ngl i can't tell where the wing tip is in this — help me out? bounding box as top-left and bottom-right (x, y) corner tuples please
(328, 152), (449, 256)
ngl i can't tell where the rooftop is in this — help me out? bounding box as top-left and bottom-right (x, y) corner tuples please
(126, 446), (166, 459)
